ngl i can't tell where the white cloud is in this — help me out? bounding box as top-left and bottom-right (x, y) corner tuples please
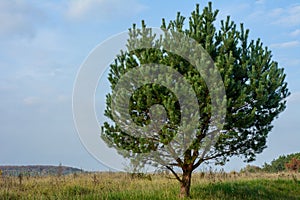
(0, 81), (16, 91)
(247, 4), (300, 28)
(2, 26), (72, 82)
(282, 59), (300, 67)
(255, 0), (265, 5)
(0, 0), (45, 38)
(269, 8), (284, 18)
(23, 96), (41, 105)
(290, 29), (300, 37)
(66, 0), (146, 21)
(23, 94), (69, 106)
(56, 95), (70, 103)
(274, 4), (300, 26)
(66, 0), (95, 18)
(218, 3), (251, 20)
(270, 41), (300, 48)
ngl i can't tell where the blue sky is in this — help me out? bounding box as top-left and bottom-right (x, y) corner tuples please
(0, 0), (299, 171)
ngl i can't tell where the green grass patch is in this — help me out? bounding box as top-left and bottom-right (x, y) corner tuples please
(192, 179), (300, 200)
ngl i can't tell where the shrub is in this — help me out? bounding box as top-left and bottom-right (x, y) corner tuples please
(241, 165), (262, 173)
(262, 153), (300, 173)
(285, 158), (300, 172)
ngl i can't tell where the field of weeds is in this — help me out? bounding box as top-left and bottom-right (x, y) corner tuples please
(0, 171), (300, 199)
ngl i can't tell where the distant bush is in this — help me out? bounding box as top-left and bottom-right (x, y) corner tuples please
(262, 153), (300, 173)
(285, 157), (300, 172)
(129, 173), (152, 181)
(240, 165), (262, 173)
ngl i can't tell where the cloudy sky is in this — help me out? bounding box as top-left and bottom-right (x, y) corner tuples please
(1, 0), (299, 171)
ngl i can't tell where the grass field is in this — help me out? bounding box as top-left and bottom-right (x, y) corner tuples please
(1, 171), (300, 199)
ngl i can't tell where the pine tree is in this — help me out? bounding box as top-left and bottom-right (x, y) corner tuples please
(101, 2), (290, 197)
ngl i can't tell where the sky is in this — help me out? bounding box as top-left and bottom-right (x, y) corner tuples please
(0, 0), (299, 172)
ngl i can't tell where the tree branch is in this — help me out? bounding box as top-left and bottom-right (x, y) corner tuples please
(166, 144), (183, 167)
(192, 149), (199, 163)
(169, 162), (180, 167)
(166, 166), (182, 183)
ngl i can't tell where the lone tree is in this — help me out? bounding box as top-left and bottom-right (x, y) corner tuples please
(102, 2), (289, 198)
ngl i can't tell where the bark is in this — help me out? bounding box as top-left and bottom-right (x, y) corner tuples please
(179, 165), (193, 198)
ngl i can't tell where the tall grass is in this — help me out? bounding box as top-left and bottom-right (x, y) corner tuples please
(0, 171), (299, 199)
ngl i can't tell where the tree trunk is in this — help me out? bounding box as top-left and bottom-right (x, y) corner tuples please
(179, 167), (192, 198)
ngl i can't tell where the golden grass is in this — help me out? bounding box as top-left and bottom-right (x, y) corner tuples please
(0, 171), (299, 199)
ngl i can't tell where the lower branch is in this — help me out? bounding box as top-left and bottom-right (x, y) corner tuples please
(166, 166), (182, 183)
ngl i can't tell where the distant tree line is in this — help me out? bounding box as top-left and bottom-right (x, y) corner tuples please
(241, 153), (300, 173)
(0, 165), (83, 177)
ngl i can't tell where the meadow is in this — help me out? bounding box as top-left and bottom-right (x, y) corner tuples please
(1, 171), (300, 200)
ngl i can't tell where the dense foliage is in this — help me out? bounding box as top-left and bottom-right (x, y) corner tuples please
(262, 153), (300, 173)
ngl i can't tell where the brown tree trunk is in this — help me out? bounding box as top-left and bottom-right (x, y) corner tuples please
(179, 166), (192, 198)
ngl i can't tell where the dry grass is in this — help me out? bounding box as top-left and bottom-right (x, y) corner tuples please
(0, 171), (299, 199)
